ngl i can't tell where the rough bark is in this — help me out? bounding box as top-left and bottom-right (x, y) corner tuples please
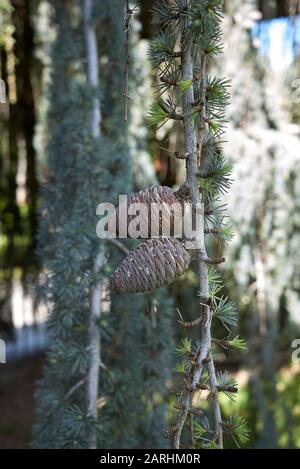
(172, 22), (223, 449)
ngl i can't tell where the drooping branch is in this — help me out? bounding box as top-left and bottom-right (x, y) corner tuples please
(83, 0), (103, 449)
(147, 0), (248, 450)
(171, 5), (223, 450)
(124, 0), (137, 121)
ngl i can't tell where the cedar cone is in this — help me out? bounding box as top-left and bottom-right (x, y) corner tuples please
(107, 185), (191, 238)
(111, 237), (191, 293)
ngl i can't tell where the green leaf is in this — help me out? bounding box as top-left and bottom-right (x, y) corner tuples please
(148, 31), (177, 67)
(175, 337), (192, 355)
(201, 440), (220, 449)
(152, 0), (185, 30)
(179, 79), (193, 92)
(204, 42), (223, 58)
(173, 362), (186, 373)
(223, 416), (250, 447)
(217, 370), (238, 388)
(218, 224), (235, 245)
(208, 266), (223, 300)
(206, 76), (231, 103)
(194, 422), (206, 439)
(228, 335), (248, 350)
(208, 266), (223, 284)
(217, 371), (238, 401)
(209, 282), (223, 301)
(205, 223), (235, 246)
(215, 297), (238, 330)
(147, 101), (168, 126)
(198, 154), (233, 198)
(206, 118), (226, 133)
(204, 198), (229, 234)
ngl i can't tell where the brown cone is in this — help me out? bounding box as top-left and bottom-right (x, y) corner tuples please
(107, 185), (191, 238)
(111, 237), (191, 293)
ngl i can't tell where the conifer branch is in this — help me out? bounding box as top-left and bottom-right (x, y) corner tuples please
(192, 381), (238, 394)
(149, 0), (247, 450)
(174, 403), (203, 417)
(108, 238), (130, 255)
(63, 379), (85, 401)
(159, 147), (190, 160)
(178, 316), (202, 328)
(207, 355), (223, 447)
(172, 9), (215, 450)
(83, 0), (103, 449)
(124, 0), (134, 121)
(124, 2), (137, 121)
(203, 256), (226, 265)
(197, 51), (206, 167)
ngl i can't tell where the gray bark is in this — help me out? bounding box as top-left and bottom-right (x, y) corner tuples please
(173, 27), (223, 449)
(83, 0), (103, 449)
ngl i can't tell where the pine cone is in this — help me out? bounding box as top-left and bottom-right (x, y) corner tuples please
(111, 238), (191, 293)
(108, 185), (191, 238)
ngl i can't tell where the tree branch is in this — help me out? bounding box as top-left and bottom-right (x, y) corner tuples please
(172, 19), (212, 450)
(207, 355), (223, 447)
(124, 0), (133, 121)
(108, 238), (130, 255)
(171, 8), (223, 450)
(83, 0), (103, 449)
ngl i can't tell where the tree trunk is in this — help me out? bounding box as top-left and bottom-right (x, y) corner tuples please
(83, 0), (103, 449)
(11, 0), (38, 258)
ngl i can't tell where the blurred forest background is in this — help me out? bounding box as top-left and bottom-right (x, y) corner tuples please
(0, 0), (300, 449)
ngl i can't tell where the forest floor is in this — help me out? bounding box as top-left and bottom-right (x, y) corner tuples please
(0, 353), (44, 448)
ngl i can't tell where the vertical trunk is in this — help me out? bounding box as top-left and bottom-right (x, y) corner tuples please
(0, 43), (18, 336)
(254, 214), (278, 448)
(23, 0), (38, 257)
(83, 0), (103, 449)
(11, 0), (38, 257)
(0, 44), (20, 258)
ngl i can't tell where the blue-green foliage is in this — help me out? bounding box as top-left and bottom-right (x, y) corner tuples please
(100, 284), (174, 449)
(32, 0), (108, 448)
(33, 0), (175, 449)
(97, 0), (175, 449)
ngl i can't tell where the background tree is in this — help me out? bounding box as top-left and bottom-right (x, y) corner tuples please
(0, 0), (300, 450)
(0, 0), (39, 339)
(32, 0), (175, 449)
(220, 0), (300, 448)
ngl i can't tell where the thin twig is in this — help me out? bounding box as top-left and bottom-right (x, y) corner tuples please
(203, 256), (226, 265)
(159, 146), (190, 160)
(124, 1), (136, 121)
(178, 316), (202, 328)
(207, 355), (223, 447)
(108, 238), (130, 255)
(189, 381), (238, 394)
(197, 51), (206, 168)
(63, 379), (85, 401)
